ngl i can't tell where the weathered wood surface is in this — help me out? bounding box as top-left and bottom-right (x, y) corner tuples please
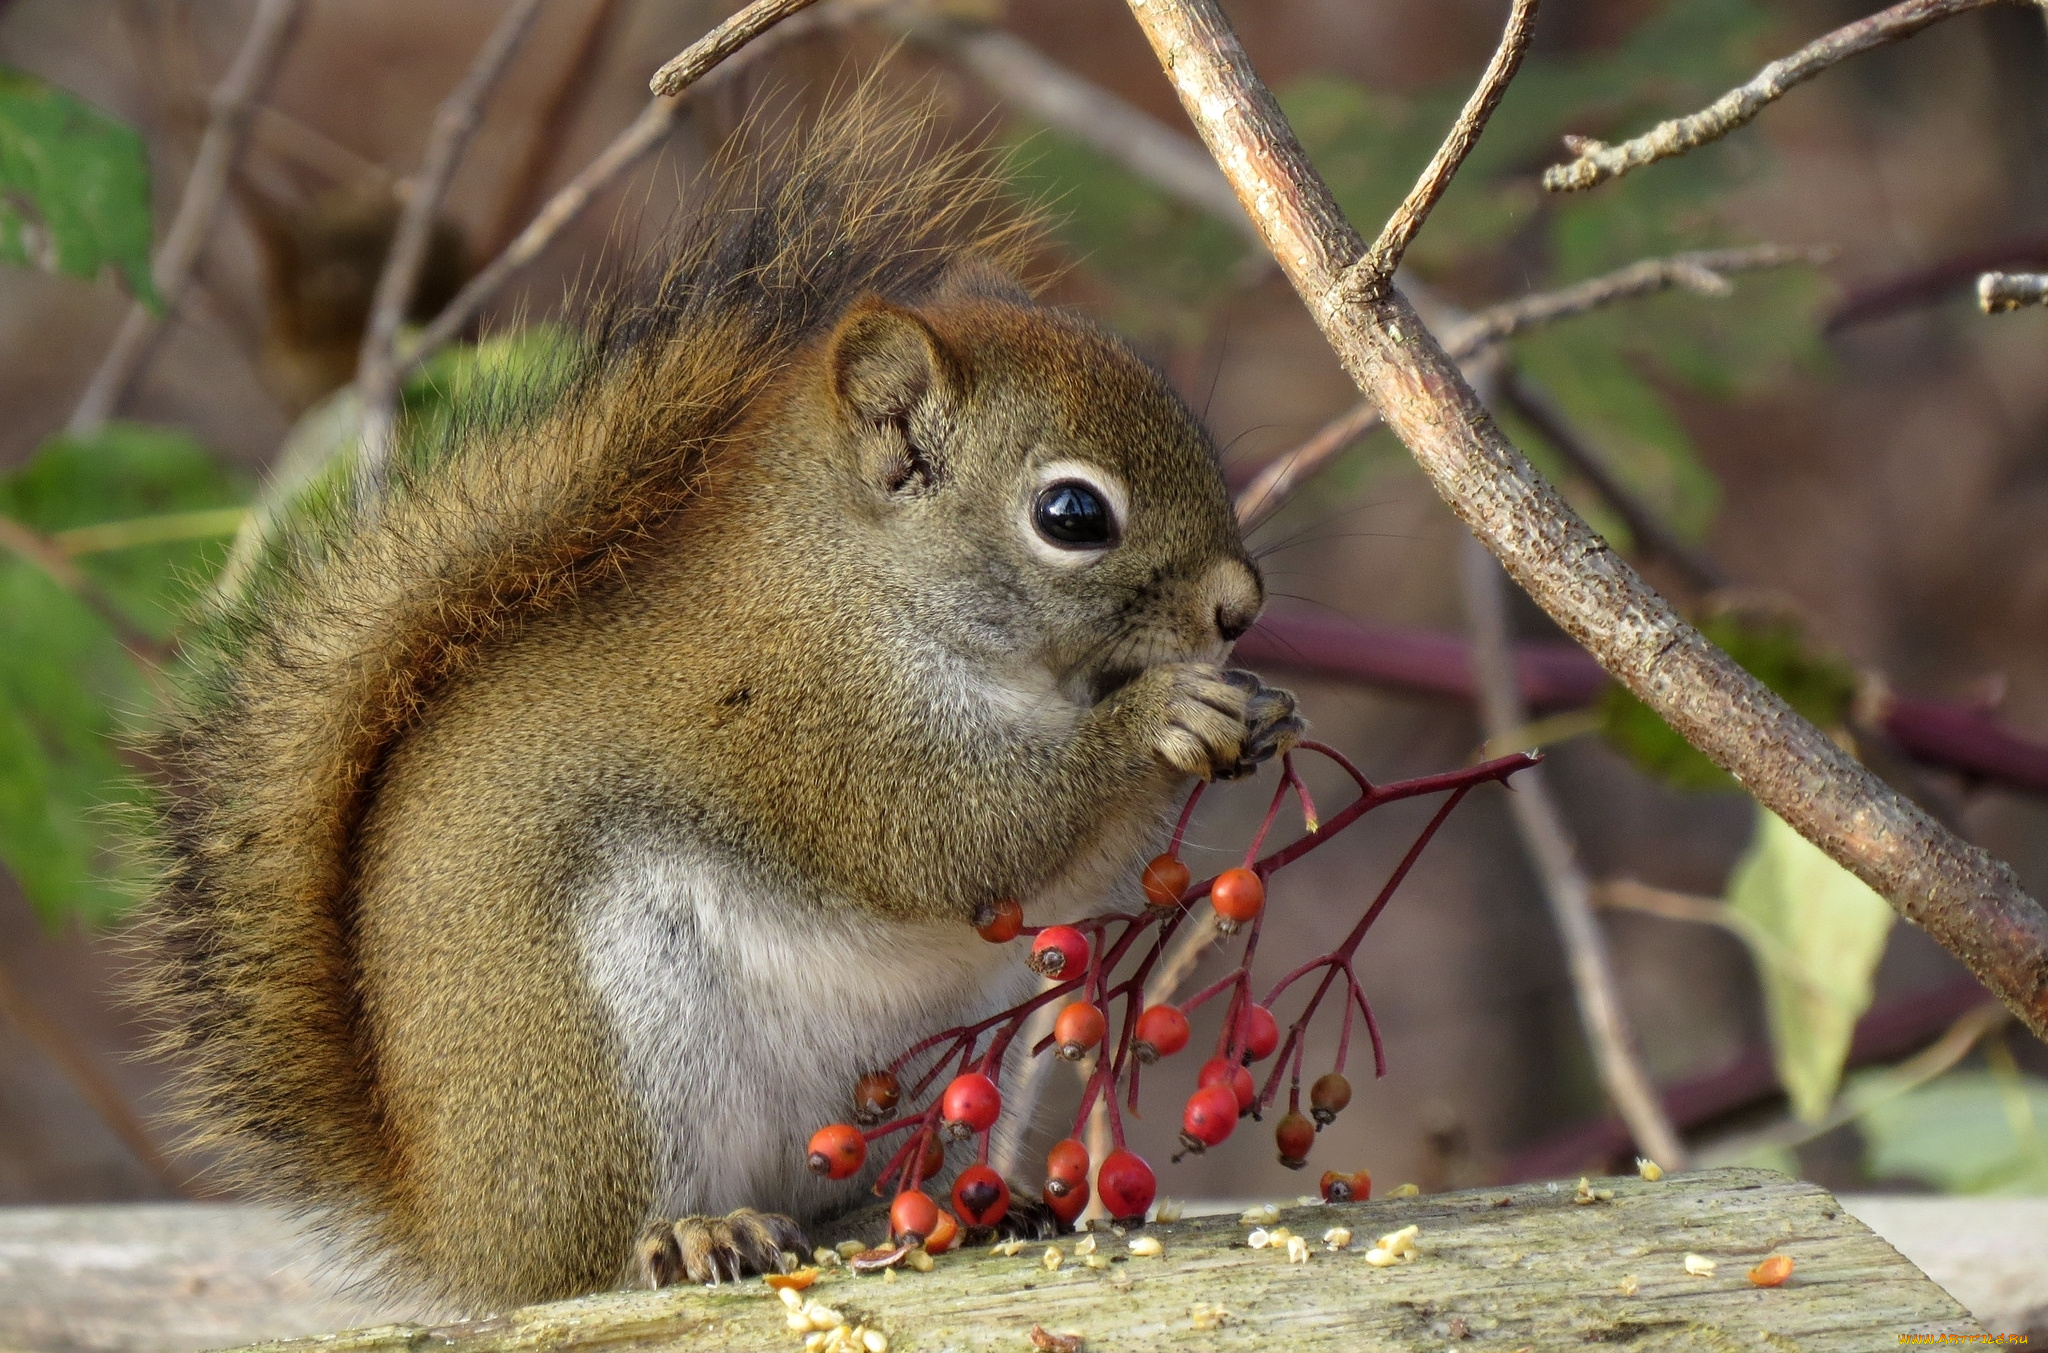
(201, 1170), (1976, 1352)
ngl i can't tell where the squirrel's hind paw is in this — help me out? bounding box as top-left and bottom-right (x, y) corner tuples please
(637, 1209), (808, 1287)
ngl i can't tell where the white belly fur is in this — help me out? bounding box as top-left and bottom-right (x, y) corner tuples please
(574, 810), (1163, 1227)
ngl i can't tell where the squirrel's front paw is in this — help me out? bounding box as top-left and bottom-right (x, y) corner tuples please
(1139, 664), (1303, 781)
(637, 1209), (807, 1287)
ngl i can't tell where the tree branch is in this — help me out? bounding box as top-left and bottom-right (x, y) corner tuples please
(1357, 0), (1537, 286)
(1461, 537), (1689, 1168)
(1122, 0), (2048, 1041)
(1237, 609), (2048, 799)
(648, 0), (827, 95)
(67, 0), (306, 435)
(1542, 0), (2016, 193)
(1235, 245), (1826, 530)
(357, 0), (549, 484)
(1978, 270), (2048, 313)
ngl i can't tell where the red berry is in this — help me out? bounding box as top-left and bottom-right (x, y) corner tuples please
(951, 1164), (1011, 1228)
(1043, 1176), (1090, 1225)
(924, 1208), (960, 1254)
(974, 898), (1023, 943)
(1133, 1004), (1190, 1062)
(1180, 1083), (1240, 1150)
(1045, 1137), (1090, 1186)
(1096, 1148), (1156, 1222)
(1198, 1056), (1256, 1114)
(1210, 868), (1265, 933)
(940, 1072), (1002, 1139)
(1141, 853), (1191, 907)
(1320, 1168), (1372, 1203)
(1309, 1072), (1352, 1126)
(1237, 1004), (1280, 1063)
(1054, 1002), (1107, 1061)
(853, 1070), (900, 1125)
(807, 1123), (867, 1180)
(890, 1188), (940, 1242)
(918, 1130), (945, 1181)
(1274, 1110), (1315, 1169)
(1028, 925), (1091, 979)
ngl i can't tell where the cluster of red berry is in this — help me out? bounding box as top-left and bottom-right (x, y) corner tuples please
(805, 742), (1537, 1247)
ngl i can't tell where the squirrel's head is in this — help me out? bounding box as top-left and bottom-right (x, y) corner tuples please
(788, 267), (1262, 706)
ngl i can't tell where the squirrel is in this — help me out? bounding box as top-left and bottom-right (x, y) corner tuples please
(139, 90), (1300, 1313)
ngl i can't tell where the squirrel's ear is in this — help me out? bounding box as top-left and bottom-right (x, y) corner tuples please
(828, 297), (961, 493)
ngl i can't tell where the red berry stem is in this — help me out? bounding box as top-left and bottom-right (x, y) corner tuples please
(1299, 738), (1374, 794)
(1282, 753), (1320, 834)
(1166, 779), (1205, 860)
(1241, 771), (1293, 867)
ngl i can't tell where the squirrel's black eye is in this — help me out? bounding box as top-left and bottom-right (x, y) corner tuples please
(1033, 481), (1116, 549)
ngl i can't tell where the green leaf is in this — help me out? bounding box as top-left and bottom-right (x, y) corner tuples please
(0, 423), (246, 923)
(0, 66), (158, 306)
(1601, 610), (1857, 793)
(1858, 1069), (2048, 1194)
(1726, 804), (1895, 1122)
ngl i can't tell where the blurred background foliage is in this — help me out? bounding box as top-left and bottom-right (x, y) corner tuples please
(0, 0), (2042, 1221)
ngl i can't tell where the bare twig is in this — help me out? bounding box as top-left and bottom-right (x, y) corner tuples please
(486, 0), (629, 257)
(357, 0), (549, 483)
(649, 0), (827, 95)
(1125, 0), (2048, 1040)
(1460, 537), (1688, 1168)
(1236, 245), (1824, 529)
(1825, 231), (2048, 331)
(1356, 0), (1538, 287)
(1543, 0), (2016, 193)
(397, 0), (863, 383)
(0, 517), (167, 668)
(1979, 271), (2048, 313)
(932, 24), (1262, 247)
(68, 0), (306, 435)
(0, 960), (191, 1196)
(1443, 245), (1835, 352)
(1499, 368), (1728, 595)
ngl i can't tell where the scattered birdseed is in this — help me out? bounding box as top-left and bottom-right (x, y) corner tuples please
(1683, 1254), (1716, 1277)
(1042, 1246), (1064, 1272)
(904, 1248), (933, 1273)
(1323, 1227), (1352, 1251)
(767, 1268), (819, 1292)
(837, 1240), (868, 1259)
(1190, 1305), (1232, 1330)
(1246, 1228), (1273, 1249)
(1153, 1200), (1185, 1222)
(1619, 1274), (1640, 1297)
(1573, 1177), (1614, 1205)
(1636, 1158), (1664, 1182)
(1074, 1234), (1097, 1256)
(1286, 1235), (1311, 1264)
(1129, 1236), (1163, 1257)
(991, 1238), (1027, 1257)
(1391, 1183), (1420, 1198)
(1240, 1204), (1281, 1225)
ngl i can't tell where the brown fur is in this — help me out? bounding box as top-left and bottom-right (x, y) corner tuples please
(139, 86), (1287, 1312)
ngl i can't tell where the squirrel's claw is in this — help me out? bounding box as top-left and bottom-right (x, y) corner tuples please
(638, 1209), (807, 1288)
(1220, 674), (1304, 780)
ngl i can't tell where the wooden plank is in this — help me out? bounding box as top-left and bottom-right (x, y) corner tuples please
(214, 1169), (1980, 1352)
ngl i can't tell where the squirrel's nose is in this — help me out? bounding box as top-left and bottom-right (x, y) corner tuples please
(1206, 559), (1264, 644)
